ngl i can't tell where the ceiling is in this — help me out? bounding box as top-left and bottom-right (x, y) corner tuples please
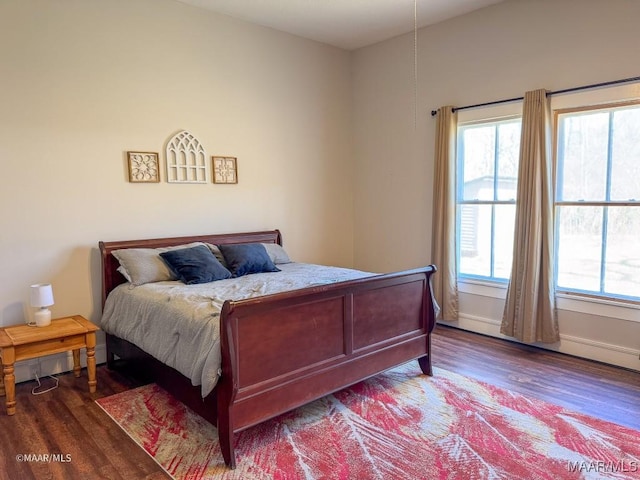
(175, 0), (506, 50)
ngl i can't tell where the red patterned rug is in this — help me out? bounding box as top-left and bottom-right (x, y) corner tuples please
(96, 364), (639, 479)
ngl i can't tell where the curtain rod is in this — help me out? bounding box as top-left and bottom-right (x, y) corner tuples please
(430, 75), (640, 117)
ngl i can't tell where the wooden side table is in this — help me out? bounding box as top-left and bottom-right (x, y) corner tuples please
(0, 315), (99, 415)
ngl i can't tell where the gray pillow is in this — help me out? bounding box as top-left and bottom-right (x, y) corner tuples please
(261, 243), (292, 264)
(205, 243), (228, 267)
(112, 242), (206, 286)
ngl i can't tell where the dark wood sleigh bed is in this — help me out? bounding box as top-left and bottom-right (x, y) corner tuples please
(99, 229), (437, 468)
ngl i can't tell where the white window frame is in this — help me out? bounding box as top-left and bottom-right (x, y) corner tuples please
(553, 100), (640, 304)
(454, 88), (640, 319)
(455, 102), (522, 285)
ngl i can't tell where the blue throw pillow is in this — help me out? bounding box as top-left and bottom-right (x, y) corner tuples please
(218, 243), (281, 277)
(160, 245), (232, 284)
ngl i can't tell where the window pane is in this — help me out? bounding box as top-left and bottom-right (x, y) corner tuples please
(556, 206), (602, 291)
(458, 119), (520, 282)
(558, 112), (608, 201)
(496, 122), (520, 201)
(461, 125), (495, 200)
(493, 204), (516, 279)
(610, 107), (640, 201)
(459, 204), (492, 276)
(604, 206), (640, 297)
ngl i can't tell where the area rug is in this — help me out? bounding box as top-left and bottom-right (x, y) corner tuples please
(96, 364), (640, 479)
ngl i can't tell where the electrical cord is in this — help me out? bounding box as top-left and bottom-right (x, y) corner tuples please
(31, 371), (59, 395)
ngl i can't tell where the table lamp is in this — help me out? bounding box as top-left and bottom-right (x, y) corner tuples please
(30, 283), (54, 327)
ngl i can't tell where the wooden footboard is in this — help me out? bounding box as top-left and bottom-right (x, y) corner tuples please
(216, 266), (437, 468)
(100, 230), (437, 469)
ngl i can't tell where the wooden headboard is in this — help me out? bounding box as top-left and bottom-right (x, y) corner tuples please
(99, 229), (282, 307)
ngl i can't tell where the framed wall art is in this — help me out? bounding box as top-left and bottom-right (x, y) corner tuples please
(212, 156), (238, 184)
(127, 151), (160, 183)
(165, 130), (207, 183)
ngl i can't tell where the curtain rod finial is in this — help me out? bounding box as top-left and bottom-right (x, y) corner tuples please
(431, 110), (438, 117)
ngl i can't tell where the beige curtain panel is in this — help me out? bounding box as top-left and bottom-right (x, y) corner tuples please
(431, 106), (458, 321)
(501, 89), (559, 343)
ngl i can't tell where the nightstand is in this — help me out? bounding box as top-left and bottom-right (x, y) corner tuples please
(0, 315), (99, 415)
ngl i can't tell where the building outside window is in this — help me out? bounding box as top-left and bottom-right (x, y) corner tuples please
(456, 118), (521, 282)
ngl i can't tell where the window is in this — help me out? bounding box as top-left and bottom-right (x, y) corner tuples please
(456, 118), (521, 281)
(555, 102), (640, 301)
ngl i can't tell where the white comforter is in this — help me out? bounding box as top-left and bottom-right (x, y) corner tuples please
(100, 263), (373, 397)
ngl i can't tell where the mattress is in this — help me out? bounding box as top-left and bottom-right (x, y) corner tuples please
(100, 262), (373, 396)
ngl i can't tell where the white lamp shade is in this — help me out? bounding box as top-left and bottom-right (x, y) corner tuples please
(30, 283), (54, 308)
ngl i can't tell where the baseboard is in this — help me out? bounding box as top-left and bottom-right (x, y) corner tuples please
(13, 344), (107, 385)
(439, 314), (640, 372)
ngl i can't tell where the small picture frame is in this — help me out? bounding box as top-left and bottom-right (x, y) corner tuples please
(212, 156), (238, 184)
(127, 152), (160, 183)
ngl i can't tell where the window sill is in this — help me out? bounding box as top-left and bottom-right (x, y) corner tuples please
(458, 278), (507, 299)
(556, 293), (640, 323)
(458, 278), (640, 323)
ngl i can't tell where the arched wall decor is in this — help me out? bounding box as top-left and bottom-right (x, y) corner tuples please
(165, 130), (207, 183)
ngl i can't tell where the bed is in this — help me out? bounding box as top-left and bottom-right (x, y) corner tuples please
(99, 229), (437, 468)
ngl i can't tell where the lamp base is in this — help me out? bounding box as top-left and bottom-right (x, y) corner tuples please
(34, 308), (52, 327)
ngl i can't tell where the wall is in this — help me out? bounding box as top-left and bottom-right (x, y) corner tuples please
(352, 0), (640, 370)
(0, 0), (353, 381)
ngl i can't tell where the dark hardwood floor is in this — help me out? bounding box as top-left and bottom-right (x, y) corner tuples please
(0, 325), (638, 479)
(431, 325), (640, 431)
